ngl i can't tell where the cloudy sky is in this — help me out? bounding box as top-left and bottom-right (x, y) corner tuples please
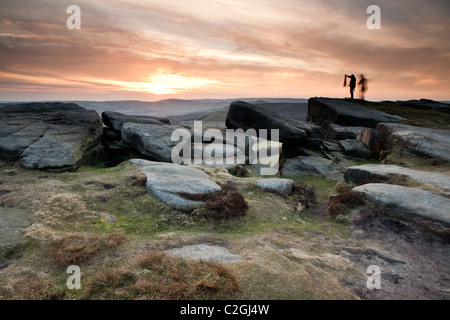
(0, 0), (449, 101)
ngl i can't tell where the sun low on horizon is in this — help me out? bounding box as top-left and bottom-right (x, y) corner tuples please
(0, 0), (449, 102)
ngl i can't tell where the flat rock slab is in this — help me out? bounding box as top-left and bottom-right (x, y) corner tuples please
(102, 111), (170, 131)
(0, 207), (30, 251)
(344, 164), (450, 194)
(338, 139), (372, 159)
(165, 244), (243, 263)
(376, 123), (450, 162)
(225, 101), (309, 144)
(307, 98), (405, 129)
(257, 178), (294, 196)
(281, 156), (343, 180)
(353, 183), (450, 226)
(0, 102), (102, 171)
(123, 123), (192, 163)
(129, 159), (221, 211)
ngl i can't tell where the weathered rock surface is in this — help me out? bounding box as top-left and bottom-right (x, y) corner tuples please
(122, 123), (192, 163)
(0, 207), (30, 256)
(129, 159), (221, 211)
(356, 128), (382, 156)
(225, 101), (310, 144)
(327, 124), (365, 141)
(257, 178), (294, 196)
(338, 139), (372, 159)
(281, 156), (343, 180)
(195, 127), (255, 154)
(344, 164), (450, 194)
(376, 123), (450, 162)
(307, 98), (405, 129)
(352, 183), (450, 226)
(102, 111), (171, 131)
(165, 244), (242, 263)
(0, 102), (103, 171)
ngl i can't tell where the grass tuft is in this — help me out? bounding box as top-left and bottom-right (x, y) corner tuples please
(48, 233), (126, 267)
(328, 192), (365, 217)
(290, 181), (317, 210)
(82, 252), (240, 300)
(182, 181), (249, 220)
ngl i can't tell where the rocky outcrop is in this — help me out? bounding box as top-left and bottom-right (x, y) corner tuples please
(122, 123), (192, 163)
(307, 98), (405, 129)
(101, 111), (171, 165)
(352, 183), (450, 226)
(102, 111), (170, 132)
(129, 159), (221, 211)
(376, 123), (450, 162)
(0, 102), (103, 171)
(344, 164), (450, 194)
(226, 101), (310, 144)
(193, 127), (255, 158)
(257, 178), (294, 196)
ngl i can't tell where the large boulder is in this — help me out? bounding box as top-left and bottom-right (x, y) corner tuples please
(376, 123), (450, 162)
(0, 102), (103, 171)
(352, 183), (450, 226)
(129, 159), (221, 211)
(102, 111), (170, 131)
(307, 98), (405, 129)
(225, 101), (310, 144)
(344, 164), (450, 194)
(122, 123), (192, 163)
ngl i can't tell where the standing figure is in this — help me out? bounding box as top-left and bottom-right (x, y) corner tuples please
(358, 74), (368, 100)
(344, 74), (357, 99)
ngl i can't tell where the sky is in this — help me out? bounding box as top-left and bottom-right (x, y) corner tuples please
(0, 0), (449, 102)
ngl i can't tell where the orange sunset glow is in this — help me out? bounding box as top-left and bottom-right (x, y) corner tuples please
(0, 0), (449, 101)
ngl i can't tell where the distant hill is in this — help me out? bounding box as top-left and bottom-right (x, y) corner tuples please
(0, 98), (308, 118)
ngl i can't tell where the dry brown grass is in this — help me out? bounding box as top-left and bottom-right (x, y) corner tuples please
(415, 220), (450, 243)
(328, 192), (365, 217)
(81, 251), (240, 300)
(232, 165), (251, 178)
(0, 273), (66, 300)
(48, 233), (126, 267)
(357, 173), (409, 186)
(183, 181), (249, 219)
(290, 181), (317, 210)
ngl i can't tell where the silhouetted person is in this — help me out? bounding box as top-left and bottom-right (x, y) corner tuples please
(358, 74), (368, 100)
(344, 74), (356, 99)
